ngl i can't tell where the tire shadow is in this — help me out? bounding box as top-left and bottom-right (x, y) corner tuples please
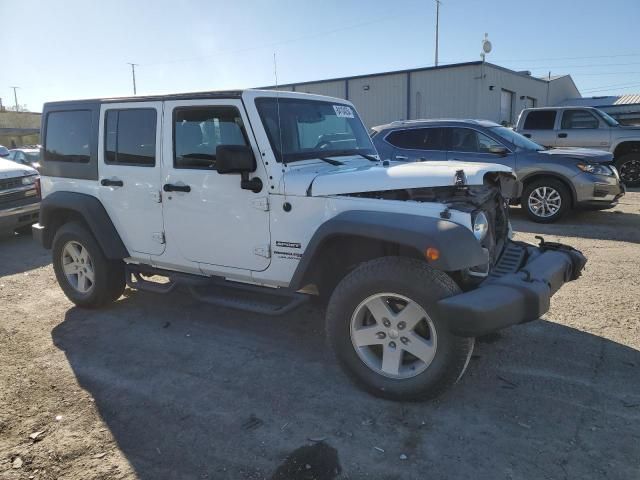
(51, 291), (640, 480)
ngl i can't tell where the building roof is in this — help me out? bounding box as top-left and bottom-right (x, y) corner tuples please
(264, 61), (562, 90)
(557, 94), (640, 108)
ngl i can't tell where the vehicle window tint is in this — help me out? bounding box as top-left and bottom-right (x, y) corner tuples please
(104, 109), (156, 166)
(386, 128), (443, 150)
(561, 110), (599, 129)
(449, 128), (503, 153)
(523, 110), (556, 130)
(44, 110), (91, 163)
(174, 106), (247, 169)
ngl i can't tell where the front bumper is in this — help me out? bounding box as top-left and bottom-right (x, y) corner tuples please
(0, 200), (40, 233)
(574, 172), (625, 206)
(438, 239), (586, 337)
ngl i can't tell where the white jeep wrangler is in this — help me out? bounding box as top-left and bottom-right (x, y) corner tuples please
(33, 90), (586, 400)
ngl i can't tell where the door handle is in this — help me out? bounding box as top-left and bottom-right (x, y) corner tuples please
(395, 155), (409, 161)
(100, 178), (124, 187)
(523, 133), (531, 138)
(558, 133), (567, 138)
(163, 183), (191, 193)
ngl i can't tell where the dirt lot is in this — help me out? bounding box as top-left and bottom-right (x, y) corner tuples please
(1, 192), (639, 480)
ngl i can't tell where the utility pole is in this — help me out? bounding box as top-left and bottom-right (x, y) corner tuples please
(434, 0), (441, 66)
(10, 86), (20, 111)
(127, 63), (138, 95)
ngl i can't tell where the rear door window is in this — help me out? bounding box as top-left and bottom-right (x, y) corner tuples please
(523, 110), (556, 130)
(104, 109), (157, 166)
(561, 109), (599, 129)
(386, 128), (444, 150)
(44, 110), (92, 163)
(447, 128), (504, 153)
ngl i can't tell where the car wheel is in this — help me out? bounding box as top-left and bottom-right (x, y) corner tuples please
(52, 222), (125, 308)
(326, 257), (474, 401)
(522, 178), (570, 223)
(615, 153), (640, 187)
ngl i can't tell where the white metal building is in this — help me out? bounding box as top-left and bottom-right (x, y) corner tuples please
(265, 61), (580, 128)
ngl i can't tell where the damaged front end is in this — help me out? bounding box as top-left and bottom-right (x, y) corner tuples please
(343, 171), (522, 286)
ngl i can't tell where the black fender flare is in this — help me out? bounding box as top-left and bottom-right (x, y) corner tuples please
(289, 210), (487, 290)
(38, 191), (129, 259)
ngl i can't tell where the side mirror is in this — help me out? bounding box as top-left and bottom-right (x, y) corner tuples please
(216, 144), (262, 193)
(216, 144), (256, 174)
(488, 145), (508, 156)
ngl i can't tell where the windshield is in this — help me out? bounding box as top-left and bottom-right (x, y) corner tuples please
(595, 109), (619, 127)
(255, 97), (376, 163)
(489, 126), (545, 151)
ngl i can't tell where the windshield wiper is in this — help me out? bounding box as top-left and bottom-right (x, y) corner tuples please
(323, 149), (379, 162)
(317, 156), (345, 166)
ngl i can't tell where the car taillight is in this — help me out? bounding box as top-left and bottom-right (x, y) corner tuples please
(35, 177), (41, 199)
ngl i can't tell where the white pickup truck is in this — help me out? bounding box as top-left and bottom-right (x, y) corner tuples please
(33, 89), (586, 400)
(515, 106), (640, 186)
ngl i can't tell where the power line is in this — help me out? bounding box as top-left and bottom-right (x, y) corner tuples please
(581, 83), (640, 94)
(582, 80), (640, 92)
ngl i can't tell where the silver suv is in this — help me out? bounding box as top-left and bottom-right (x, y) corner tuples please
(515, 106), (640, 187)
(371, 119), (625, 223)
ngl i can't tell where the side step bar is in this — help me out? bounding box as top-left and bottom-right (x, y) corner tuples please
(125, 264), (308, 316)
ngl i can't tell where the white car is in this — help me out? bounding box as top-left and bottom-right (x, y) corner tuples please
(0, 157), (40, 235)
(32, 90), (586, 400)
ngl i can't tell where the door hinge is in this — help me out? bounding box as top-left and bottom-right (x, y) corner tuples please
(152, 232), (166, 244)
(251, 197), (269, 211)
(151, 190), (162, 203)
(254, 244), (271, 258)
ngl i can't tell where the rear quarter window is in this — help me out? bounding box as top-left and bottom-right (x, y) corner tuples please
(523, 110), (557, 130)
(44, 110), (92, 163)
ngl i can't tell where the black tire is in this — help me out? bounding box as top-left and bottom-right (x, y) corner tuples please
(522, 178), (571, 223)
(326, 257), (474, 401)
(52, 222), (125, 308)
(615, 153), (640, 187)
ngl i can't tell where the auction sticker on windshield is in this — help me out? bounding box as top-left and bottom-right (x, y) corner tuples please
(333, 105), (354, 118)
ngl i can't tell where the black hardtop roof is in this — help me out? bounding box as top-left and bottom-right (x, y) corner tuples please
(43, 89), (245, 108)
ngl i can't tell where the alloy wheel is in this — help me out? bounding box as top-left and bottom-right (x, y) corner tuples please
(61, 241), (95, 294)
(619, 159), (640, 184)
(528, 186), (562, 218)
(350, 293), (437, 379)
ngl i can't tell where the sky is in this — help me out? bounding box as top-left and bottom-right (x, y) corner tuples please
(2, 0), (640, 112)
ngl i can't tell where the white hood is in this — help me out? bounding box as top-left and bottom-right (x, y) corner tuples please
(282, 159), (514, 196)
(0, 158), (38, 179)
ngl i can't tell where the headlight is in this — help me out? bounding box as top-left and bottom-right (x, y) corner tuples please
(473, 211), (489, 241)
(21, 175), (38, 185)
(576, 162), (613, 176)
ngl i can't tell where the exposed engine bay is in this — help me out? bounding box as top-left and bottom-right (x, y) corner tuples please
(341, 172), (521, 287)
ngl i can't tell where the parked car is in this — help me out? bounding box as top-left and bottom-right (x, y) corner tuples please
(515, 106), (640, 187)
(33, 90), (585, 401)
(8, 147), (41, 170)
(371, 119), (625, 223)
(0, 156), (40, 235)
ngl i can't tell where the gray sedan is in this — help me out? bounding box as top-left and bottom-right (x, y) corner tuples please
(371, 119), (625, 222)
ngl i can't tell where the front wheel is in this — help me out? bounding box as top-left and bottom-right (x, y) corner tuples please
(522, 178), (571, 223)
(326, 257), (474, 401)
(615, 153), (640, 187)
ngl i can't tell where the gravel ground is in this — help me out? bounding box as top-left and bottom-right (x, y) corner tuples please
(1, 191), (639, 480)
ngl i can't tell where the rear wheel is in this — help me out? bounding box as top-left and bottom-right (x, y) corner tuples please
(522, 178), (571, 223)
(326, 257), (474, 401)
(615, 153), (640, 187)
(52, 222), (125, 308)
